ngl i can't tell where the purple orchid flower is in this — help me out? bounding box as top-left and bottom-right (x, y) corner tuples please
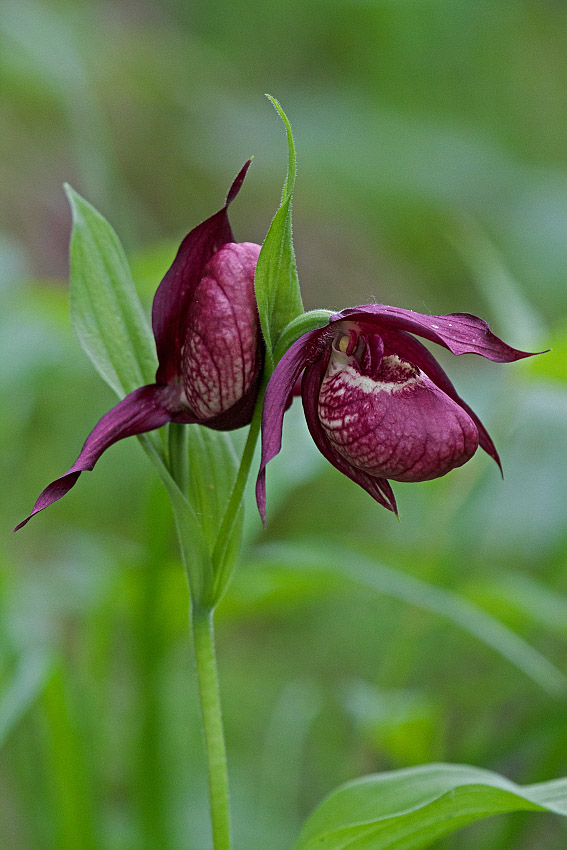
(16, 161), (263, 531)
(256, 305), (537, 518)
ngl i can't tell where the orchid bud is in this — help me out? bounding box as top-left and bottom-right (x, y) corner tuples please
(16, 162), (263, 530)
(180, 241), (262, 428)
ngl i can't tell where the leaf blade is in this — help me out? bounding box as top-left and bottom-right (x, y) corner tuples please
(138, 433), (213, 604)
(295, 763), (567, 850)
(254, 99), (303, 369)
(65, 184), (157, 397)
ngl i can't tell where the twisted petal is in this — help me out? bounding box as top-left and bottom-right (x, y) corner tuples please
(256, 329), (326, 521)
(152, 160), (253, 384)
(333, 306), (539, 362)
(14, 385), (175, 531)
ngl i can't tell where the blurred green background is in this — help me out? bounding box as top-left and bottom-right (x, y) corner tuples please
(2, 1), (567, 848)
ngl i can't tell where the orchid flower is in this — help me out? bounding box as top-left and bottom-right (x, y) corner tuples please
(16, 162), (263, 530)
(256, 306), (537, 518)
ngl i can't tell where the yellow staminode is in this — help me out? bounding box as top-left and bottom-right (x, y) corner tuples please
(338, 334), (350, 354)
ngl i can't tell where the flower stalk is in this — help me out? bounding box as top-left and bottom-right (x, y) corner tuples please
(168, 423), (189, 494)
(167, 419), (235, 850)
(211, 389), (264, 581)
(191, 605), (232, 850)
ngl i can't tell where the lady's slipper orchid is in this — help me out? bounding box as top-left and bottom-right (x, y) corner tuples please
(256, 305), (537, 518)
(16, 161), (263, 530)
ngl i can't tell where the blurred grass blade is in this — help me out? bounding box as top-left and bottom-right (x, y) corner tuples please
(66, 185), (157, 397)
(1, 0), (120, 208)
(474, 573), (567, 638)
(452, 217), (548, 349)
(42, 665), (98, 850)
(294, 763), (567, 850)
(254, 97), (303, 370)
(250, 542), (567, 695)
(257, 681), (322, 847)
(0, 651), (51, 749)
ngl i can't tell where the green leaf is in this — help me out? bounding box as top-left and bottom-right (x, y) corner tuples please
(165, 423), (244, 607)
(255, 97), (304, 370)
(186, 426), (243, 604)
(139, 432), (213, 605)
(248, 542), (567, 695)
(65, 184), (157, 398)
(66, 185), (167, 464)
(294, 763), (567, 850)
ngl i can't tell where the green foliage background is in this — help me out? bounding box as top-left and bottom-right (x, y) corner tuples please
(1, 1), (567, 848)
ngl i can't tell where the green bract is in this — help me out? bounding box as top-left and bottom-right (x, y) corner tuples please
(254, 96), (304, 373)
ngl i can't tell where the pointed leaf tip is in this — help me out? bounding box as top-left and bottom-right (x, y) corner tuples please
(266, 95), (297, 198)
(255, 98), (302, 365)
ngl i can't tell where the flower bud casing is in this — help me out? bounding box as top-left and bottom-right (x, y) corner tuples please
(181, 242), (262, 422)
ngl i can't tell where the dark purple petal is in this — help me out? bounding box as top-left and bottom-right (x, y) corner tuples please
(359, 331), (385, 378)
(301, 355), (398, 513)
(255, 328), (326, 520)
(152, 160), (253, 384)
(181, 242), (262, 422)
(382, 328), (502, 471)
(332, 306), (539, 362)
(14, 385), (175, 531)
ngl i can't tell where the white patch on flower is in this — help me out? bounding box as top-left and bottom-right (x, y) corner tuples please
(318, 355), (425, 472)
(327, 355), (419, 396)
(342, 369), (417, 396)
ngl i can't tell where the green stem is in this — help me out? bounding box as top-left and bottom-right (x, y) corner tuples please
(168, 423), (189, 493)
(212, 315), (331, 572)
(211, 397), (263, 571)
(191, 606), (232, 850)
